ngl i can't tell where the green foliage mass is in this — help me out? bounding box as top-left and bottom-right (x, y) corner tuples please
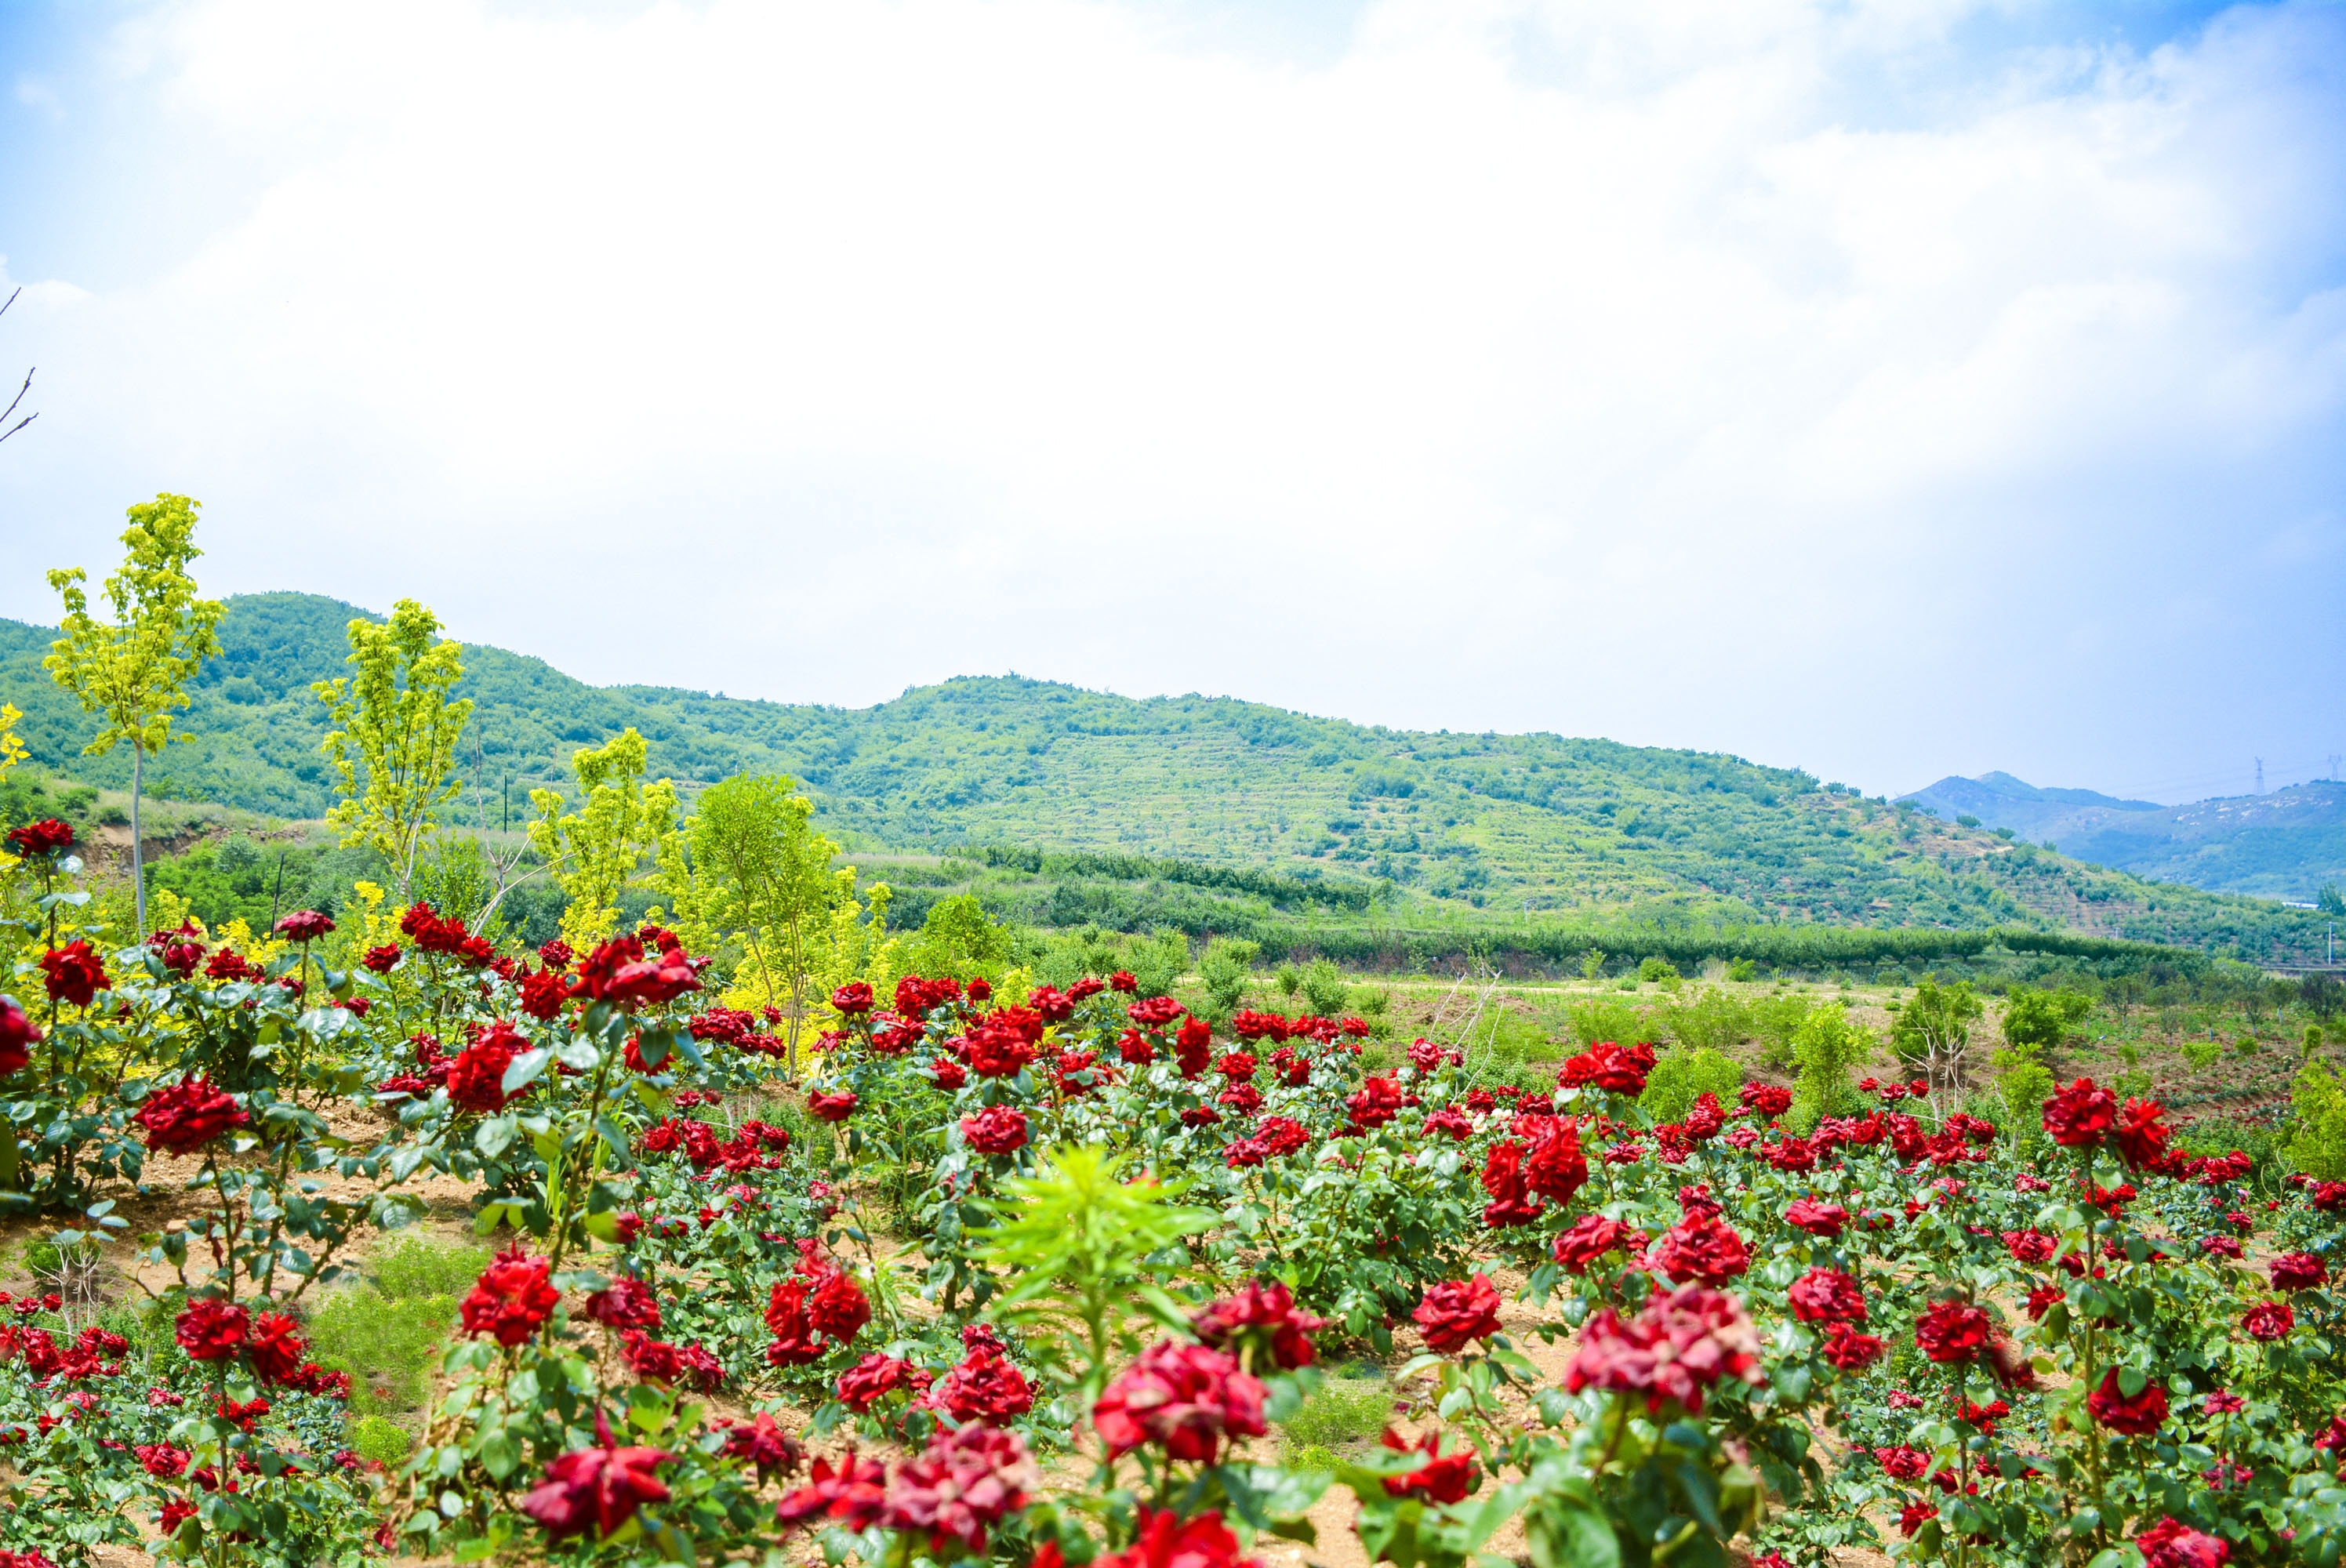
(304, 1235), (492, 1424)
(1638, 1047), (1744, 1125)
(2, 591), (2330, 966)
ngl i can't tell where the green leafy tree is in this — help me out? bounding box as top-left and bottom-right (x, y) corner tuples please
(1891, 978), (1983, 1116)
(1196, 937), (1259, 1021)
(1789, 1000), (1871, 1131)
(2285, 1059), (2346, 1180)
(42, 494), (226, 929)
(658, 771), (842, 1073)
(526, 728), (677, 948)
(311, 599), (474, 902)
(1999, 987), (2088, 1055)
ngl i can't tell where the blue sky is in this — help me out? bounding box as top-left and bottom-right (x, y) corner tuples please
(2, 0), (2340, 806)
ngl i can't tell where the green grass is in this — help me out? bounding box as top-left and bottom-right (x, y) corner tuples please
(306, 1235), (490, 1423)
(1279, 1376), (1393, 1466)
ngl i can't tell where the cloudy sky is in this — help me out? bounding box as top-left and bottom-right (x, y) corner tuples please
(1, 0), (2340, 804)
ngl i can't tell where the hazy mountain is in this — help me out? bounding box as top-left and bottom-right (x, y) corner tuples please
(1898, 771), (2346, 901)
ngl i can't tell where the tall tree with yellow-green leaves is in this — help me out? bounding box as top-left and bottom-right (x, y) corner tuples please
(312, 599), (474, 904)
(528, 728), (677, 949)
(656, 772), (870, 1076)
(44, 495), (226, 930)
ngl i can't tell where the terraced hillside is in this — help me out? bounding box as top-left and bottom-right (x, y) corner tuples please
(1, 593), (2332, 963)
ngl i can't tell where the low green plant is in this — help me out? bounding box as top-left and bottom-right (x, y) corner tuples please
(352, 1415), (415, 1465)
(1638, 1047), (1742, 1125)
(1274, 964), (1303, 1000)
(1300, 957), (1350, 1018)
(1789, 1002), (1871, 1132)
(1464, 1007), (1556, 1076)
(1566, 997), (1645, 1048)
(2286, 1059), (2346, 1181)
(1197, 938), (1259, 1022)
(1638, 956), (1679, 983)
(1749, 993), (1810, 1072)
(305, 1236), (492, 1420)
(1726, 958), (1758, 982)
(1278, 1376), (1392, 1459)
(1658, 988), (1752, 1053)
(2181, 1036), (2224, 1071)
(370, 1235), (491, 1298)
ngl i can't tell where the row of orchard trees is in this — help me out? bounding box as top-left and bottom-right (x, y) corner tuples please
(24, 493), (892, 1074)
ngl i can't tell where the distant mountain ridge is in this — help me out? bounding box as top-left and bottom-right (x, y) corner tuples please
(0, 592), (2335, 964)
(1898, 771), (2346, 901)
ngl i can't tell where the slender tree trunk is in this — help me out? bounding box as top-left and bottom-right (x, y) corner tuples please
(129, 741), (147, 931)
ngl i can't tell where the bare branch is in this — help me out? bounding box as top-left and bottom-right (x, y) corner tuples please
(0, 289), (34, 445)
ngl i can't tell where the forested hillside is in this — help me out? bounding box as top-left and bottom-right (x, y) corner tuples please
(2, 592), (2333, 964)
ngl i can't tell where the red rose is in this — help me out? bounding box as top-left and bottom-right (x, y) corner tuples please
(881, 1422), (1038, 1556)
(1092, 1341), (1266, 1462)
(1345, 1076), (1404, 1131)
(136, 1076), (249, 1156)
(2112, 1097), (2170, 1170)
(0, 999), (41, 1077)
(808, 1089), (859, 1122)
(721, 1413), (804, 1484)
(1175, 1016), (1214, 1077)
(518, 1418), (674, 1541)
(568, 936), (701, 1009)
(1413, 1276), (1503, 1353)
(1914, 1300), (1990, 1363)
(2136, 1517), (2229, 1568)
(1823, 1323), (1886, 1370)
(933, 1346), (1033, 1424)
(1552, 1215), (1642, 1274)
(2042, 1078), (2117, 1148)
(776, 1450), (890, 1534)
(1128, 996), (1183, 1027)
(928, 1055), (967, 1091)
(1189, 1280), (1327, 1371)
(961, 1105), (1029, 1156)
(361, 944), (404, 973)
(272, 910), (335, 942)
(460, 1245), (560, 1347)
(1788, 1267), (1867, 1324)
(1092, 1509), (1258, 1568)
(1479, 1141), (1542, 1229)
(809, 1271), (872, 1343)
(1785, 1199), (1848, 1237)
(583, 1276), (662, 1331)
(4, 819), (74, 858)
(764, 1279), (824, 1367)
(245, 1312), (307, 1384)
(174, 1298), (249, 1362)
(831, 982), (873, 1016)
(2272, 1252), (2328, 1291)
(1563, 1283), (1764, 1414)
(1646, 1215), (1750, 1287)
(447, 1024), (521, 1114)
(39, 939), (110, 1010)
(1525, 1123), (1588, 1202)
(836, 1353), (932, 1412)
(1560, 1041), (1656, 1096)
(2242, 1301), (2293, 1341)
(1380, 1427), (1480, 1504)
(519, 969), (567, 1022)
(1739, 1083), (1793, 1118)
(2086, 1367), (2168, 1435)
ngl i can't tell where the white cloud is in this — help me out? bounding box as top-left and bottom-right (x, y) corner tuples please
(0, 0), (2341, 802)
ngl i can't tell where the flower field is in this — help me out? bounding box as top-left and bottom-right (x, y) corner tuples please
(0, 809), (2343, 1568)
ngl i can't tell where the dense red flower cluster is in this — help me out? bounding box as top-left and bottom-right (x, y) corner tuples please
(933, 1345), (1033, 1424)
(460, 1246), (561, 1347)
(1783, 1198), (1847, 1236)
(777, 1450), (890, 1534)
(1092, 1341), (1266, 1462)
(765, 1247), (870, 1366)
(136, 1075), (249, 1155)
(448, 1022), (524, 1113)
(2272, 1252), (2329, 1290)
(1739, 1083), (1793, 1118)
(1089, 1508), (1262, 1568)
(880, 1422), (1038, 1555)
(1552, 1215), (1642, 1273)
(174, 1298), (249, 1362)
(2242, 1301), (2294, 1341)
(583, 1276), (661, 1331)
(568, 935), (701, 1009)
(1563, 1284), (1765, 1414)
(837, 1354), (932, 1412)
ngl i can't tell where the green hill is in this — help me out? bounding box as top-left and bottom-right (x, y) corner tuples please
(1, 591), (2333, 967)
